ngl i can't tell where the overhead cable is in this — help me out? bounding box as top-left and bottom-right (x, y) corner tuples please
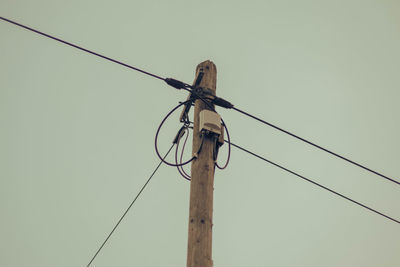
(231, 106), (400, 186)
(2, 16), (395, 186)
(0, 16), (173, 83)
(86, 144), (175, 267)
(228, 140), (400, 225)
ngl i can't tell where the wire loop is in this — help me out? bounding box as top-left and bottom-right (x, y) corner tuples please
(185, 88), (232, 170)
(175, 128), (191, 180)
(154, 100), (196, 167)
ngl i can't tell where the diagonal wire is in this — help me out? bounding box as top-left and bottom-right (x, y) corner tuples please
(3, 16), (397, 188)
(232, 106), (400, 186)
(0, 16), (165, 81)
(227, 140), (400, 225)
(86, 144), (175, 267)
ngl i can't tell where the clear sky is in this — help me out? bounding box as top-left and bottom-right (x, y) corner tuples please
(1, 1), (400, 266)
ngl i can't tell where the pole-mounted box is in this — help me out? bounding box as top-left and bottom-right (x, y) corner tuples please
(199, 110), (222, 135)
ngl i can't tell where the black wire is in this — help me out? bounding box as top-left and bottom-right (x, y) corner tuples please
(215, 121), (231, 170)
(227, 140), (400, 225)
(175, 128), (191, 181)
(0, 16), (165, 81)
(86, 143), (175, 267)
(155, 100), (196, 167)
(174, 127), (207, 181)
(183, 88), (232, 170)
(213, 136), (219, 161)
(5, 16), (392, 184)
(179, 129), (192, 180)
(232, 106), (400, 186)
(1, 15), (229, 170)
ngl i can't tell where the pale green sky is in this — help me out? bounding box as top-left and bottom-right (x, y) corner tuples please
(1, 1), (400, 266)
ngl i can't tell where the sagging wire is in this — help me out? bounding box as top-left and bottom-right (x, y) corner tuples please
(5, 17), (395, 186)
(175, 127), (191, 180)
(181, 87), (232, 170)
(174, 125), (207, 181)
(215, 121), (231, 170)
(154, 100), (206, 181)
(155, 100), (195, 167)
(155, 95), (230, 181)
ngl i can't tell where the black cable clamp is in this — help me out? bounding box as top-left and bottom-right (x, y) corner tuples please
(165, 75), (234, 109)
(164, 78), (188, 90)
(192, 87), (234, 109)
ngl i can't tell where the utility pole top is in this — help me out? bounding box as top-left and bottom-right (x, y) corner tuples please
(186, 60), (218, 267)
(195, 60), (217, 89)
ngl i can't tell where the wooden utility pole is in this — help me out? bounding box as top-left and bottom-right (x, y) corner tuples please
(187, 60), (217, 267)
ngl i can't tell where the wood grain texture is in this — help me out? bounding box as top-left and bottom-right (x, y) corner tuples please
(187, 60), (217, 267)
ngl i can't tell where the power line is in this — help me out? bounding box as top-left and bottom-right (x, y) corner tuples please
(0, 16), (165, 81)
(1, 16), (196, 93)
(232, 106), (400, 186)
(4, 16), (393, 187)
(179, 90), (397, 186)
(227, 140), (400, 225)
(86, 144), (175, 267)
(3, 16), (397, 203)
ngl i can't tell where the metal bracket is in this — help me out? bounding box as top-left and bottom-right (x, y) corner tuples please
(179, 71), (205, 123)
